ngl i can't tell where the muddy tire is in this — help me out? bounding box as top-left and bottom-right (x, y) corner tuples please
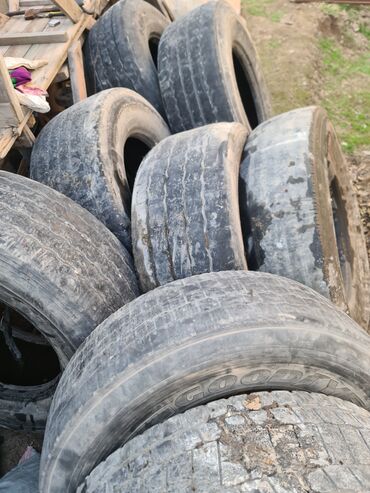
(0, 172), (139, 431)
(40, 271), (370, 493)
(158, 0), (271, 133)
(84, 0), (169, 116)
(78, 391), (370, 493)
(132, 123), (248, 292)
(240, 107), (370, 329)
(30, 89), (170, 252)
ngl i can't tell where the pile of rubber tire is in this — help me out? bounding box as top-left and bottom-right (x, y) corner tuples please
(0, 0), (369, 492)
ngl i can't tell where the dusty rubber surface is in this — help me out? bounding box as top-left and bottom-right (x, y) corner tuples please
(84, 0), (169, 116)
(0, 172), (139, 431)
(132, 123), (248, 292)
(78, 391), (370, 493)
(31, 88), (170, 252)
(240, 106), (370, 329)
(40, 271), (370, 493)
(158, 0), (271, 133)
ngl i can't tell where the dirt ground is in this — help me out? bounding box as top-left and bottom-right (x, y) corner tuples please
(242, 0), (370, 258)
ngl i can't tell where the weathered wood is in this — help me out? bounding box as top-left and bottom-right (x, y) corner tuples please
(0, 13), (90, 158)
(8, 0), (20, 11)
(53, 62), (69, 82)
(51, 0), (82, 22)
(68, 38), (86, 102)
(0, 53), (24, 126)
(0, 30), (68, 45)
(15, 124), (35, 147)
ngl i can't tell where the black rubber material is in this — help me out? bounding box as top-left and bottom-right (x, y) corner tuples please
(40, 271), (370, 493)
(84, 0), (169, 116)
(239, 106), (370, 330)
(0, 172), (139, 431)
(132, 123), (249, 292)
(78, 391), (370, 493)
(30, 88), (170, 252)
(158, 0), (272, 133)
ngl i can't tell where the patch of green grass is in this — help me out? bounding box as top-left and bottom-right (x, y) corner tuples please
(270, 11), (283, 23)
(267, 39), (281, 50)
(323, 92), (370, 153)
(359, 23), (370, 41)
(242, 0), (270, 16)
(320, 4), (341, 17)
(318, 36), (370, 152)
(319, 37), (370, 78)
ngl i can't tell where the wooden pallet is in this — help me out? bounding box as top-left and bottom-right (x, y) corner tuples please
(0, 0), (106, 159)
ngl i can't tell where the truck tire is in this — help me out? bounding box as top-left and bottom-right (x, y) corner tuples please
(158, 0), (271, 133)
(78, 391), (370, 493)
(40, 271), (370, 493)
(239, 107), (370, 330)
(30, 89), (170, 252)
(84, 0), (169, 116)
(0, 172), (139, 431)
(0, 380), (57, 432)
(132, 123), (248, 292)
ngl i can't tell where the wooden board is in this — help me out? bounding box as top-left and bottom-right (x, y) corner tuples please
(0, 30), (68, 44)
(68, 38), (86, 102)
(52, 0), (82, 22)
(0, 12), (91, 157)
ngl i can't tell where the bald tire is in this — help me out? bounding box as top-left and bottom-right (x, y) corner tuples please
(158, 0), (271, 133)
(78, 391), (370, 493)
(84, 0), (169, 116)
(239, 106), (370, 329)
(132, 123), (249, 292)
(0, 172), (139, 431)
(30, 89), (170, 252)
(40, 271), (370, 493)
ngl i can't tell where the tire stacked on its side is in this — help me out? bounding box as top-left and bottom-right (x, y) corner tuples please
(9, 1), (367, 492)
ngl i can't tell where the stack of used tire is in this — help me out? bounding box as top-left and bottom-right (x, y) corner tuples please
(0, 0), (369, 492)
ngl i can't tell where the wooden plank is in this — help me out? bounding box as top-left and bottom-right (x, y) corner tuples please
(15, 123), (35, 146)
(51, 0), (82, 22)
(2, 17), (48, 57)
(0, 13), (89, 158)
(0, 53), (24, 123)
(8, 0), (20, 11)
(67, 38), (86, 102)
(19, 0), (52, 6)
(0, 30), (68, 45)
(53, 61), (69, 81)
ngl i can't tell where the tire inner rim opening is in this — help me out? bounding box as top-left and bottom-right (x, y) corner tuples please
(124, 137), (152, 190)
(0, 303), (60, 386)
(232, 47), (259, 129)
(149, 36), (160, 68)
(330, 176), (352, 296)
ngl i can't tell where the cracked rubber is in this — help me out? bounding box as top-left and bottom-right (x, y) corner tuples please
(84, 0), (169, 116)
(30, 88), (170, 252)
(239, 106), (370, 330)
(40, 271), (370, 493)
(0, 172), (139, 431)
(158, 0), (271, 133)
(132, 123), (249, 292)
(78, 391), (370, 493)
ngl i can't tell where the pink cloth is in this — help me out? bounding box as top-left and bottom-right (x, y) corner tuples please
(17, 84), (48, 96)
(9, 67), (32, 87)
